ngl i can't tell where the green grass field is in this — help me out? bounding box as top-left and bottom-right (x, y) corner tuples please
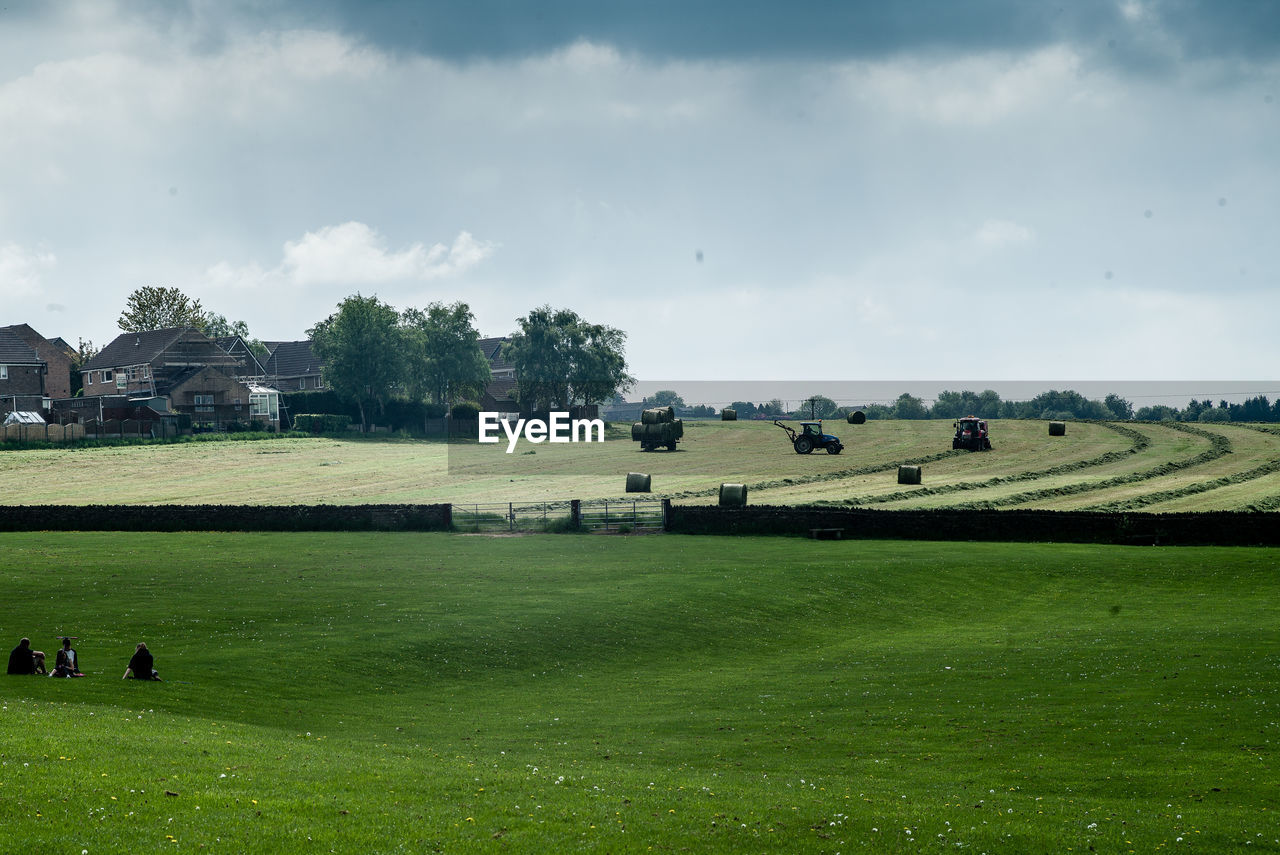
(1, 419), (1278, 511)
(2, 533), (1277, 853)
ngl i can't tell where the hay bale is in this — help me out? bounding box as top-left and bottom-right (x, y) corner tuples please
(631, 421), (645, 441)
(721, 408), (737, 421)
(626, 472), (652, 493)
(846, 410), (866, 425)
(1049, 421), (1067, 436)
(719, 483), (748, 507)
(671, 418), (684, 439)
(641, 406), (675, 424)
(897, 465), (922, 485)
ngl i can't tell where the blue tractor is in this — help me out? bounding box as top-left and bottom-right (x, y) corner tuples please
(774, 419), (844, 455)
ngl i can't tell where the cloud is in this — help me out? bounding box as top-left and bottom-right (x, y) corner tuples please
(0, 242), (56, 297)
(204, 222), (497, 290)
(974, 219), (1035, 247)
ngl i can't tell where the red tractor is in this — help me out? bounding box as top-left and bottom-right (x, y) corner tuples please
(952, 416), (992, 451)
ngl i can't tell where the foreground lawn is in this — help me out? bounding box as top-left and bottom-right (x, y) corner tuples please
(1, 533), (1278, 853)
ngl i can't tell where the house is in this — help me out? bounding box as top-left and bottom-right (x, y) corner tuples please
(81, 327), (241, 399)
(79, 327), (280, 428)
(0, 327), (50, 415)
(263, 340), (325, 392)
(2, 324), (72, 399)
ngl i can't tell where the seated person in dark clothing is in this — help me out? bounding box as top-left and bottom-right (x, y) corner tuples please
(52, 637), (83, 677)
(123, 642), (161, 681)
(8, 637), (36, 675)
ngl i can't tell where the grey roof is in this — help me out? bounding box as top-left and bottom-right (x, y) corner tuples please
(478, 336), (513, 372)
(83, 327), (237, 372)
(0, 328), (42, 364)
(264, 340), (323, 377)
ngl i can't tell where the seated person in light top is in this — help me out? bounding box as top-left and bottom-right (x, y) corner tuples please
(52, 636), (83, 677)
(123, 642), (161, 681)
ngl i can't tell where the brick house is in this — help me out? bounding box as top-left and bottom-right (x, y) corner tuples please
(1, 324), (72, 400)
(79, 327), (280, 428)
(263, 340), (325, 392)
(81, 327), (241, 399)
(0, 327), (49, 415)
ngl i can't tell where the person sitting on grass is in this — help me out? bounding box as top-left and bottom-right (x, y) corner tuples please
(51, 637), (83, 678)
(123, 642), (161, 681)
(7, 637), (35, 675)
(32, 649), (47, 675)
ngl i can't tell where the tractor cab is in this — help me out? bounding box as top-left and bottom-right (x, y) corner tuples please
(952, 416), (992, 451)
(800, 421), (825, 437)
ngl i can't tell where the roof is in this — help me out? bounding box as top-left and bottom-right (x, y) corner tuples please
(83, 327), (238, 372)
(4, 411), (45, 425)
(264, 340), (323, 377)
(0, 328), (43, 364)
(478, 336), (514, 372)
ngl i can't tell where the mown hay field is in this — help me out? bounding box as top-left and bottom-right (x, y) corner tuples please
(0, 419), (1278, 510)
(2, 533), (1277, 853)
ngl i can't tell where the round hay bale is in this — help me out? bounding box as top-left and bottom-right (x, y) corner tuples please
(671, 418), (684, 439)
(641, 406), (675, 424)
(721, 408), (737, 421)
(626, 472), (652, 493)
(1048, 421), (1067, 436)
(897, 465), (922, 485)
(631, 421), (645, 441)
(846, 410), (866, 425)
(719, 483), (748, 507)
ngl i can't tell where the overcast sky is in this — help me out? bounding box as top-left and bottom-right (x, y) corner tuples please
(2, 1), (1277, 384)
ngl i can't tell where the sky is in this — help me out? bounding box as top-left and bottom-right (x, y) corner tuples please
(1, 0), (1277, 389)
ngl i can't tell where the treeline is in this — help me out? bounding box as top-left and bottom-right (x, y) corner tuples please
(657, 389), (1280, 423)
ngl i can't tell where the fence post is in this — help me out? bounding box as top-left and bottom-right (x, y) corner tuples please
(508, 502), (514, 532)
(662, 498), (671, 530)
(571, 499), (581, 529)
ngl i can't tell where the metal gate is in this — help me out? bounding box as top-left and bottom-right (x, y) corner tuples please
(452, 502), (573, 533)
(575, 499), (666, 532)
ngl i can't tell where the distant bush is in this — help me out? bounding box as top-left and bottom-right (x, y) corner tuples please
(293, 413), (352, 434)
(451, 401), (481, 420)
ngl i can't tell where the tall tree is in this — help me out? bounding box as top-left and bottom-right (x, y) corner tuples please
(69, 337), (99, 397)
(401, 302), (492, 406)
(118, 286), (209, 332)
(507, 306), (633, 410)
(308, 294), (406, 430)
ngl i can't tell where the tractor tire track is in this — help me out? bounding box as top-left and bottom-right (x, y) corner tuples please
(830, 421), (1151, 508)
(935, 422), (1232, 510)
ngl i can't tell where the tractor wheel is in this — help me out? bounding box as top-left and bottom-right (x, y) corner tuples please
(794, 436), (814, 454)
(983, 438), (992, 450)
(826, 443), (842, 454)
(666, 441), (677, 451)
(952, 439), (960, 450)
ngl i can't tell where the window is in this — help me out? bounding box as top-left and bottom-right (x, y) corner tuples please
(101, 369), (113, 383)
(0, 365), (7, 380)
(234, 397), (242, 411)
(194, 393), (214, 413)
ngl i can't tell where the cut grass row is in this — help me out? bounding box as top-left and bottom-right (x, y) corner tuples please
(2, 533), (1278, 853)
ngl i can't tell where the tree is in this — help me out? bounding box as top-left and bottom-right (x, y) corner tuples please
(799, 394), (839, 419)
(308, 294), (407, 431)
(646, 390), (685, 409)
(891, 393), (929, 420)
(1104, 393), (1134, 420)
(69, 337), (99, 397)
(118, 286), (209, 332)
(401, 302), (492, 406)
(507, 306), (633, 409)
